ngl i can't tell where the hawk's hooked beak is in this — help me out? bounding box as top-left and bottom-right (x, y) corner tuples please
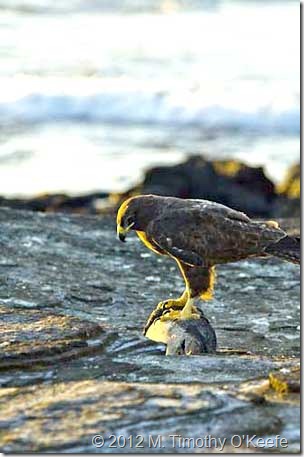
(117, 222), (134, 242)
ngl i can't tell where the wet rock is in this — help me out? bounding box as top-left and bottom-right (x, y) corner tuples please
(0, 378), (300, 453)
(0, 305), (105, 369)
(0, 207), (300, 452)
(235, 363), (300, 410)
(0, 192), (108, 214)
(145, 312), (217, 355)
(166, 317), (217, 356)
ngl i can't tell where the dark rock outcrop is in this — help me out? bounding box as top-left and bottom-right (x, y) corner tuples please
(136, 156), (277, 217)
(275, 163), (300, 218)
(0, 158), (299, 219)
(0, 191), (108, 214)
(114, 157), (299, 219)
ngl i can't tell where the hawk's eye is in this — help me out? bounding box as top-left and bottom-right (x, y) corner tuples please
(125, 215), (134, 227)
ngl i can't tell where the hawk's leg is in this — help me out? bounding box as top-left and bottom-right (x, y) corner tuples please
(180, 297), (200, 319)
(178, 263), (215, 320)
(173, 261), (215, 318)
(143, 290), (189, 335)
(143, 262), (215, 335)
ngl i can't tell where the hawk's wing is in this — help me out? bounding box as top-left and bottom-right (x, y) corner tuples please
(146, 202), (284, 266)
(186, 199), (251, 223)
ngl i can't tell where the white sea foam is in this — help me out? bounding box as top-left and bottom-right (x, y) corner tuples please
(0, 77), (299, 133)
(0, 0), (299, 197)
(0, 1), (299, 134)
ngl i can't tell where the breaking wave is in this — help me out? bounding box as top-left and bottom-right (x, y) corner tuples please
(0, 84), (299, 134)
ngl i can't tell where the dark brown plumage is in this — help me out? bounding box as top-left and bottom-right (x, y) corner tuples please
(117, 195), (300, 334)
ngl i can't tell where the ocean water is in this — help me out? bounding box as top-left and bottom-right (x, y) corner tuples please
(0, 0), (299, 197)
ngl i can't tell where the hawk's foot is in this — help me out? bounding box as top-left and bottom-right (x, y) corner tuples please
(143, 300), (180, 335)
(158, 289), (189, 311)
(158, 298), (186, 310)
(143, 297), (203, 336)
(161, 306), (201, 322)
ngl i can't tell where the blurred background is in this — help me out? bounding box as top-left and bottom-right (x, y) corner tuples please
(0, 0), (299, 199)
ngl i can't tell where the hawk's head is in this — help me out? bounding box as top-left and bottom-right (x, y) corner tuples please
(116, 194), (158, 242)
(116, 197), (137, 242)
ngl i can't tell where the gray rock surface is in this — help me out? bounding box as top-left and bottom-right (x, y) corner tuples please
(0, 208), (300, 453)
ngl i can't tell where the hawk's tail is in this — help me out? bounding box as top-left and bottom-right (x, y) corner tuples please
(265, 235), (300, 265)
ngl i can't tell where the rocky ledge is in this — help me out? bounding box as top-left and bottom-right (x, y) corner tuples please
(0, 208), (300, 453)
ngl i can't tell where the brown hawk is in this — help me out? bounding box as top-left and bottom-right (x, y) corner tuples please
(116, 195), (300, 336)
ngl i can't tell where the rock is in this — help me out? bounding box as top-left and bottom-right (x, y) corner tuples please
(113, 156), (288, 218)
(0, 305), (105, 369)
(0, 158), (299, 219)
(235, 363), (300, 409)
(269, 366), (300, 394)
(278, 164), (300, 199)
(165, 317), (217, 355)
(275, 163), (300, 218)
(214, 159), (276, 198)
(111, 157), (301, 219)
(145, 312), (217, 355)
(0, 208), (300, 452)
(275, 217), (300, 237)
(0, 191), (108, 214)
(0, 378), (299, 453)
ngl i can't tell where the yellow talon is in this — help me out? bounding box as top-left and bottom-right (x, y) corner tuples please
(266, 220), (279, 229)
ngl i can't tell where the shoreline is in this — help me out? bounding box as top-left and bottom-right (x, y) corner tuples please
(0, 155), (299, 219)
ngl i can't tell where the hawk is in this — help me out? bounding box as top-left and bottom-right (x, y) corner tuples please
(117, 195), (300, 336)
